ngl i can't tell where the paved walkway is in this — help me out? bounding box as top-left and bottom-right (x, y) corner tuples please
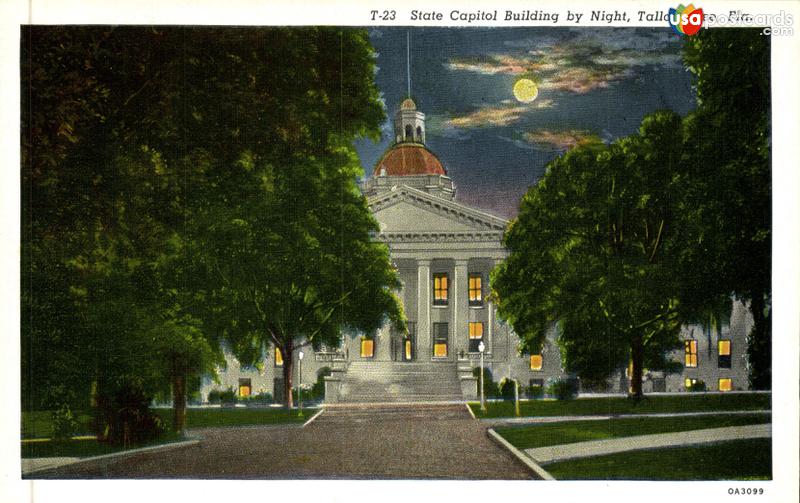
(482, 409), (771, 427)
(22, 457), (81, 474)
(524, 423), (771, 465)
(29, 404), (535, 479)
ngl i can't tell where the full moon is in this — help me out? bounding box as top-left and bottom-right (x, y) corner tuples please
(513, 78), (538, 103)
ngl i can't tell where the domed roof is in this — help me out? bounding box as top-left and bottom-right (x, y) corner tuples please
(400, 98), (417, 111)
(374, 143), (446, 177)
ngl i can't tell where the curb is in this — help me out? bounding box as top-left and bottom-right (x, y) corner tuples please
(465, 403), (476, 420)
(302, 408), (325, 428)
(23, 436), (201, 477)
(487, 428), (555, 480)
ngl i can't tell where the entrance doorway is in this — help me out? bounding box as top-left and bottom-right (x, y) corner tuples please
(392, 333), (415, 361)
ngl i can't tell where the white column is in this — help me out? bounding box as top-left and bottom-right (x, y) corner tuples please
(417, 259), (431, 359)
(453, 259), (469, 358)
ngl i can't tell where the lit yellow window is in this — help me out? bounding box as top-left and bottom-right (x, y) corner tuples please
(718, 340), (731, 356)
(361, 338), (374, 358)
(433, 273), (448, 304)
(719, 378), (732, 391)
(469, 274), (483, 304)
(468, 322), (484, 339)
(404, 339), (412, 360)
(530, 355), (543, 371)
(238, 379), (251, 397)
(275, 347), (283, 366)
(434, 343), (448, 358)
(684, 340), (698, 367)
(685, 377), (697, 389)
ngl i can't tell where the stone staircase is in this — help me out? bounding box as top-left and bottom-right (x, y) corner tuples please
(337, 360), (463, 403)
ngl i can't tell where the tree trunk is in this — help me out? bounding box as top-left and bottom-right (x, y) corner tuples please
(748, 292), (771, 390)
(172, 371), (187, 434)
(282, 344), (294, 409)
(629, 335), (644, 400)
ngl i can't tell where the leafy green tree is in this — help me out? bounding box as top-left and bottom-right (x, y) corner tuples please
(22, 26), (404, 416)
(681, 29), (771, 389)
(493, 111), (688, 398)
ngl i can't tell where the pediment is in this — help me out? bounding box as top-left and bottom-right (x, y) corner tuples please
(368, 185), (508, 234)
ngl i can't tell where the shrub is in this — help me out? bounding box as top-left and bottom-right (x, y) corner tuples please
(546, 377), (580, 400)
(687, 379), (707, 392)
(242, 392), (273, 406)
(311, 367), (332, 401)
(207, 389), (222, 404)
(94, 381), (165, 446)
(498, 378), (519, 402)
(51, 403), (79, 442)
(291, 385), (313, 406)
(526, 385), (544, 399)
(219, 388), (237, 406)
(472, 367), (500, 398)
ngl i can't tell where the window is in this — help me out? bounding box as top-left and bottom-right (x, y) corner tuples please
(685, 377), (698, 389)
(468, 274), (483, 306)
(719, 378), (732, 391)
(433, 322), (448, 357)
(468, 322), (483, 352)
(405, 124), (413, 141)
(433, 273), (449, 305)
(718, 339), (732, 368)
(238, 378), (252, 397)
(274, 347), (284, 367)
(360, 338), (374, 358)
(530, 354), (543, 371)
(684, 339), (698, 367)
(530, 378), (544, 388)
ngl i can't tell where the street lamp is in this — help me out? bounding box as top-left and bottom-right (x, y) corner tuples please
(298, 350), (304, 418)
(478, 340), (486, 413)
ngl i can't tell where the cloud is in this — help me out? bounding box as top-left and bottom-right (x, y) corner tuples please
(539, 66), (631, 94)
(440, 100), (554, 129)
(522, 129), (601, 151)
(445, 29), (682, 95)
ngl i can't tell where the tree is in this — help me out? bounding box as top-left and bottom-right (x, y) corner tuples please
(182, 30), (406, 407)
(492, 111), (688, 398)
(22, 26), (405, 417)
(680, 29), (771, 389)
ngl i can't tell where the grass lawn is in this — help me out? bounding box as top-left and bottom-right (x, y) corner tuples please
(545, 438), (771, 480)
(21, 410), (94, 439)
(23, 406), (316, 439)
(169, 407), (318, 429)
(496, 413), (771, 450)
(21, 432), (183, 459)
(22, 407), (313, 458)
(470, 393), (770, 418)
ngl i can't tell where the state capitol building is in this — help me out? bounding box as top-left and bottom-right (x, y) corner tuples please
(201, 98), (752, 404)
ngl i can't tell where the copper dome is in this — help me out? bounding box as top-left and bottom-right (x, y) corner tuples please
(374, 143), (446, 177)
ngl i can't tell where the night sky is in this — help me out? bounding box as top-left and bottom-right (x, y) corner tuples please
(354, 27), (697, 219)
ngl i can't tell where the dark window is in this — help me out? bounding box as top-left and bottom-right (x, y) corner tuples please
(718, 339), (732, 368)
(416, 126), (422, 141)
(405, 124), (413, 141)
(468, 274), (483, 306)
(433, 322), (448, 357)
(433, 273), (449, 305)
(530, 378), (544, 387)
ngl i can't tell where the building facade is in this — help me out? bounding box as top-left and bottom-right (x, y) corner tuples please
(200, 98), (752, 403)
